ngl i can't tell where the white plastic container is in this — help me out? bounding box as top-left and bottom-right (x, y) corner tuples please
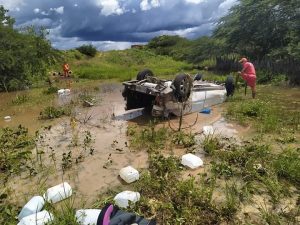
(203, 126), (214, 135)
(119, 166), (139, 183)
(114, 191), (140, 208)
(75, 209), (101, 225)
(57, 89), (71, 96)
(43, 182), (72, 203)
(181, 153), (204, 169)
(17, 210), (53, 225)
(18, 196), (45, 221)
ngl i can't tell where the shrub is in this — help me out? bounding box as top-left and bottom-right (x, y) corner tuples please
(76, 44), (97, 57)
(39, 106), (71, 119)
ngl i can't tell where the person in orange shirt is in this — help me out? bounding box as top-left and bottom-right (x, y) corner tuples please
(238, 57), (257, 99)
(62, 62), (70, 77)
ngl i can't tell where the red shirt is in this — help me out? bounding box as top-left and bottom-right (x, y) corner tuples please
(242, 62), (256, 76)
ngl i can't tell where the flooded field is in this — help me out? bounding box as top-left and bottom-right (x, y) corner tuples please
(1, 83), (299, 224)
(2, 82), (247, 205)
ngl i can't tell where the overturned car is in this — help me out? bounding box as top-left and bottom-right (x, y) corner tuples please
(122, 69), (231, 117)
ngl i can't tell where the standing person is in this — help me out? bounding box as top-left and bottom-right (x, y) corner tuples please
(238, 57), (256, 98)
(62, 62), (70, 78)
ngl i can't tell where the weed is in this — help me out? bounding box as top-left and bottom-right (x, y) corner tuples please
(0, 125), (34, 180)
(211, 162), (234, 178)
(172, 131), (196, 147)
(62, 151), (72, 171)
(128, 122), (169, 150)
(202, 134), (223, 155)
(11, 94), (29, 105)
(39, 106), (71, 120)
(43, 86), (59, 94)
(273, 148), (300, 185)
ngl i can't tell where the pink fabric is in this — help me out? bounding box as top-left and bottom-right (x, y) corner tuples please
(103, 205), (113, 225)
(241, 62), (256, 88)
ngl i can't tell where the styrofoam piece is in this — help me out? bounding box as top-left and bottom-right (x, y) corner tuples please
(114, 191), (140, 208)
(119, 166), (139, 183)
(17, 210), (53, 225)
(57, 89), (71, 96)
(181, 153), (204, 169)
(43, 182), (72, 203)
(18, 196), (45, 221)
(76, 209), (101, 225)
(203, 125), (214, 135)
(4, 116), (11, 121)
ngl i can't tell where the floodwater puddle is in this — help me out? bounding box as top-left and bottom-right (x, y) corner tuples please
(3, 82), (248, 206)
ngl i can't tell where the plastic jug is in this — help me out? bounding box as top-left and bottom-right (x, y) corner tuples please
(76, 209), (101, 225)
(43, 182), (72, 203)
(17, 210), (53, 225)
(114, 191), (140, 208)
(203, 126), (214, 135)
(119, 166), (139, 183)
(181, 153), (204, 169)
(18, 196), (45, 220)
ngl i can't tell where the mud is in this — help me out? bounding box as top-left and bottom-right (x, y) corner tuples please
(4, 82), (247, 207)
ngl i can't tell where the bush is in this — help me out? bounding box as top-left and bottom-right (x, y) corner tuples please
(76, 44), (97, 57)
(39, 106), (71, 119)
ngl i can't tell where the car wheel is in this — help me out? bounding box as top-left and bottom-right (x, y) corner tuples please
(173, 74), (192, 102)
(136, 69), (154, 81)
(225, 75), (235, 97)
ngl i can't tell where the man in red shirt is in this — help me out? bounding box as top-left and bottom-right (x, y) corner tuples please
(238, 57), (256, 98)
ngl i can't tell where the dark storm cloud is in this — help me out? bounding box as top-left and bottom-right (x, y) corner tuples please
(1, 0), (238, 50)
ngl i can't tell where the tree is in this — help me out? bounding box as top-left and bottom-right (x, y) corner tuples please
(76, 44), (97, 57)
(0, 7), (59, 91)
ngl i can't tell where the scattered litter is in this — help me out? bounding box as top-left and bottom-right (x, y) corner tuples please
(83, 100), (94, 107)
(119, 166), (139, 183)
(181, 153), (204, 169)
(203, 125), (214, 135)
(43, 182), (72, 203)
(17, 210), (53, 225)
(200, 108), (211, 114)
(57, 89), (71, 96)
(4, 116), (11, 121)
(114, 191), (140, 208)
(18, 196), (45, 221)
(75, 209), (101, 225)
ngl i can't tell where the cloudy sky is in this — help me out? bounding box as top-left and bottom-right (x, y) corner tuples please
(1, 0), (238, 51)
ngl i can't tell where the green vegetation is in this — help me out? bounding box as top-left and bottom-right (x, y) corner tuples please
(0, 6), (59, 92)
(39, 106), (72, 120)
(65, 48), (191, 81)
(76, 44), (97, 57)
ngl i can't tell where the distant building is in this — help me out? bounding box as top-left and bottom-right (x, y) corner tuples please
(131, 45), (145, 49)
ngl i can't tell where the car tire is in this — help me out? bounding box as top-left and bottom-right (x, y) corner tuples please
(173, 74), (192, 102)
(225, 75), (235, 97)
(136, 69), (153, 81)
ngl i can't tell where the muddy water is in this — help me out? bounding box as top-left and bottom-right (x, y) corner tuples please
(6, 83), (148, 205)
(5, 83), (247, 207)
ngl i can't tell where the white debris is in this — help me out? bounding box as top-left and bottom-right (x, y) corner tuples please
(181, 153), (204, 169)
(203, 126), (214, 135)
(57, 89), (71, 96)
(114, 191), (140, 208)
(18, 196), (45, 221)
(43, 182), (72, 203)
(17, 210), (53, 225)
(119, 166), (139, 183)
(75, 209), (101, 225)
(4, 116), (11, 121)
